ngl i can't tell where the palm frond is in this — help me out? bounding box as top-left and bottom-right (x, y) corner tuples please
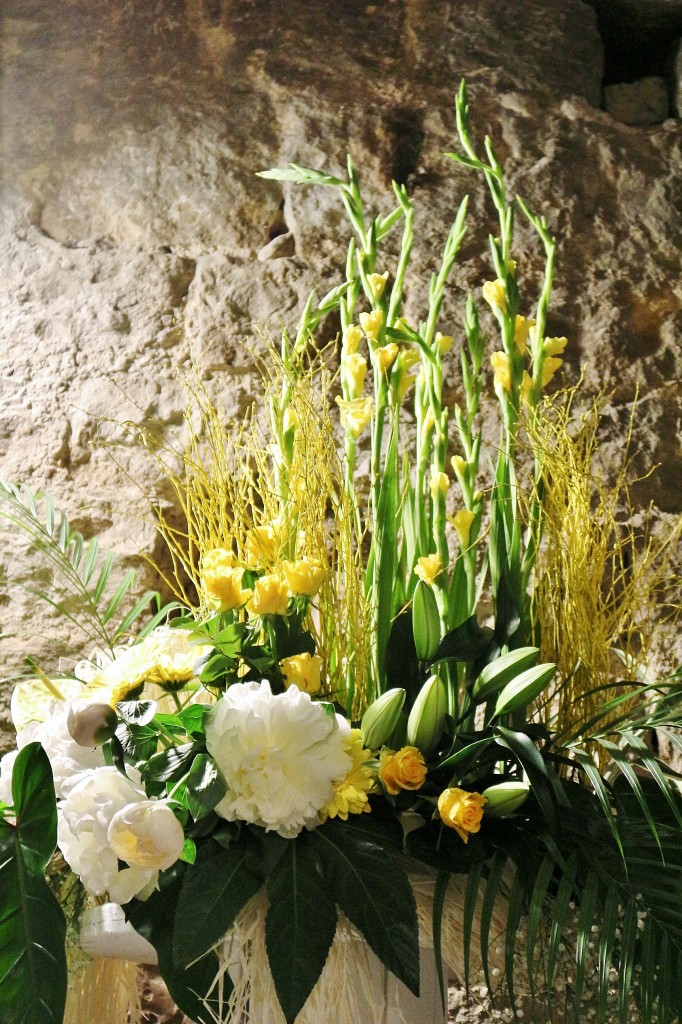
(0, 479), (171, 655)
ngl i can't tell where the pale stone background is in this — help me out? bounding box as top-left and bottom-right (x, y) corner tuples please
(1, 1), (681, 1016)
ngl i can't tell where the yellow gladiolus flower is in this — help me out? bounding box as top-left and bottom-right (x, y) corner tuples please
(378, 746), (427, 796)
(514, 315), (535, 355)
(490, 351), (512, 392)
(247, 574), (290, 616)
(336, 396), (373, 437)
(482, 279), (507, 313)
(414, 553), (443, 585)
(376, 343), (399, 373)
(341, 352), (368, 398)
(396, 372), (418, 401)
(368, 271), (389, 301)
(541, 355), (563, 387)
(543, 336), (568, 357)
(201, 551), (252, 611)
(282, 406), (299, 432)
(359, 309), (383, 341)
(343, 324), (363, 354)
(450, 508), (475, 547)
(279, 652), (323, 695)
(438, 787), (486, 843)
(520, 370), (534, 404)
(282, 558), (326, 597)
(430, 469), (449, 500)
(435, 331), (453, 354)
(451, 455), (467, 478)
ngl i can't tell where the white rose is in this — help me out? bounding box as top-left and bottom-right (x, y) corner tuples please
(57, 766), (158, 904)
(205, 680), (351, 839)
(108, 800), (185, 871)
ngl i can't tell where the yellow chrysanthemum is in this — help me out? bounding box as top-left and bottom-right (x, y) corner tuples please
(320, 729), (376, 822)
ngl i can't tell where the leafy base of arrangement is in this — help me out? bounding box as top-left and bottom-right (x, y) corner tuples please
(1, 82), (681, 1024)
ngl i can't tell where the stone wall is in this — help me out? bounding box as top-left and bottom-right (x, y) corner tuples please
(1, 0), (681, 750)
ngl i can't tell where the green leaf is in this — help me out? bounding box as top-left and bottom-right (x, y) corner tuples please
(185, 754), (227, 821)
(256, 164), (344, 187)
(126, 865), (221, 1024)
(173, 834), (285, 969)
(311, 821), (420, 996)
(143, 742), (201, 784)
(265, 838), (337, 1024)
(432, 616), (495, 665)
(177, 704), (214, 737)
(117, 699), (157, 726)
(0, 744), (67, 1024)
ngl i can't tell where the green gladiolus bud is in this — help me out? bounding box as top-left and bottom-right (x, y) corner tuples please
(67, 701), (118, 747)
(407, 674), (447, 757)
(361, 688), (406, 750)
(481, 781), (530, 816)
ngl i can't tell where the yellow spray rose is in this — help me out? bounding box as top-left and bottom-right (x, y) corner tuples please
(378, 746), (427, 796)
(282, 558), (326, 597)
(201, 549), (252, 611)
(438, 787), (486, 843)
(279, 652), (323, 695)
(247, 574), (290, 616)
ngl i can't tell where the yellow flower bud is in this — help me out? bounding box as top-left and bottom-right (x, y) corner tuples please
(282, 558), (326, 597)
(543, 336), (568, 357)
(247, 574), (290, 616)
(450, 508), (475, 547)
(506, 258), (517, 275)
(367, 271), (389, 301)
(451, 455), (467, 478)
(201, 551), (252, 611)
(282, 406), (299, 432)
(359, 309), (384, 341)
(482, 279), (507, 314)
(244, 523), (281, 565)
(541, 356), (563, 387)
(513, 315), (535, 356)
(490, 351), (511, 392)
(376, 343), (399, 373)
(336, 396), (373, 437)
(343, 324), (363, 354)
(341, 352), (368, 398)
(279, 652), (324, 695)
(429, 469), (449, 500)
(438, 788), (486, 843)
(414, 553), (443, 586)
(422, 408), (436, 436)
(379, 746), (427, 796)
(396, 372), (417, 401)
(435, 331), (453, 354)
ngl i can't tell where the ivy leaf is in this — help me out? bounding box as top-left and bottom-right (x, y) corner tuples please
(310, 821), (420, 996)
(0, 743), (67, 1024)
(265, 837), (337, 1024)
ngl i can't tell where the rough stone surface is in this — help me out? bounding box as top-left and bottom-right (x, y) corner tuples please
(604, 76), (670, 123)
(0, 2), (681, 1016)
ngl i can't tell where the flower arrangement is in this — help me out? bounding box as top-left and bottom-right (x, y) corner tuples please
(1, 83), (681, 1024)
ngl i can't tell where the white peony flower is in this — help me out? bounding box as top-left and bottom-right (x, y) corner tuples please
(205, 680), (351, 839)
(108, 799), (185, 870)
(57, 766), (159, 904)
(13, 701), (106, 799)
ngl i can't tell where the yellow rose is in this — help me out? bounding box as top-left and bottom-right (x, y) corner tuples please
(437, 787), (486, 843)
(244, 522), (281, 565)
(201, 549), (252, 611)
(247, 574), (290, 616)
(359, 309), (384, 341)
(279, 652), (323, 695)
(378, 746), (427, 796)
(482, 279), (507, 313)
(490, 351), (511, 392)
(282, 558), (326, 597)
(414, 553), (443, 585)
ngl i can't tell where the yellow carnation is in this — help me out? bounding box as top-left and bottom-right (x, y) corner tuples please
(320, 729), (375, 822)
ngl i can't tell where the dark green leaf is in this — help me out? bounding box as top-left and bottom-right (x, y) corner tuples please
(311, 821), (420, 996)
(265, 838), (337, 1024)
(185, 754), (227, 821)
(0, 744), (67, 1024)
(432, 616), (495, 665)
(117, 699), (157, 726)
(385, 607), (420, 702)
(143, 742), (201, 784)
